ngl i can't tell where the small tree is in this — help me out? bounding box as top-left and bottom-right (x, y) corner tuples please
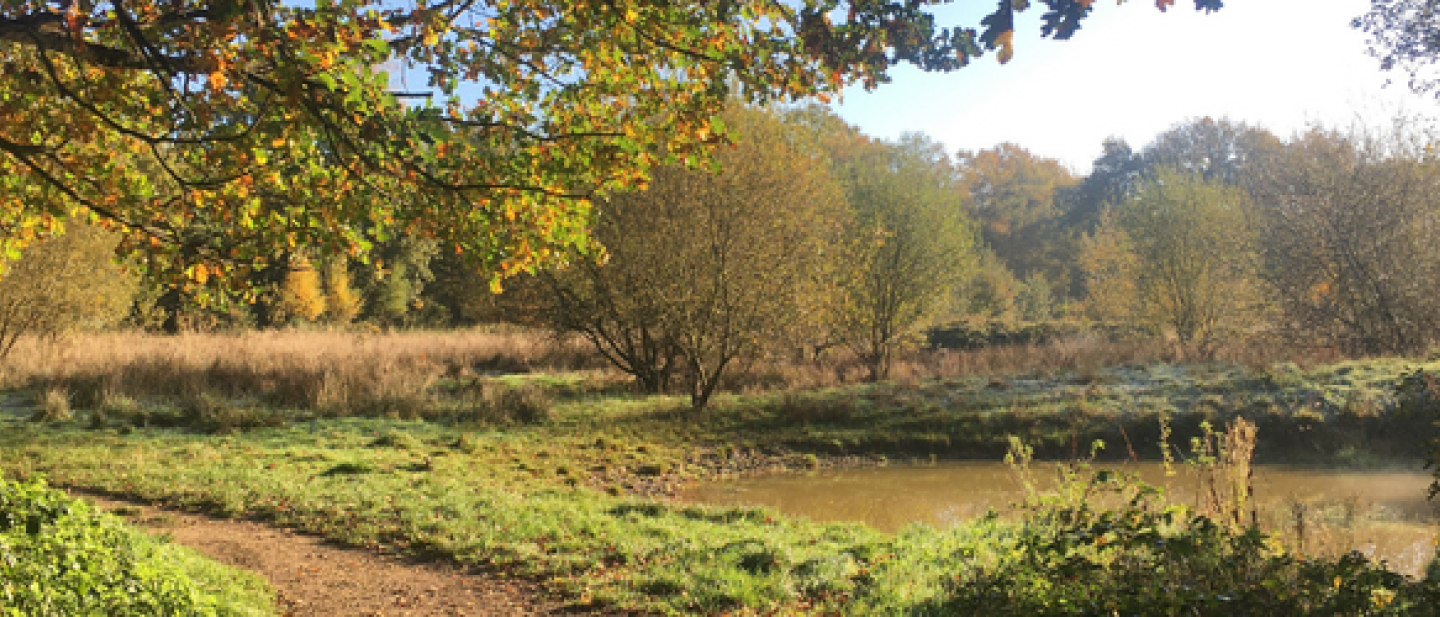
(834, 134), (977, 380)
(538, 104), (846, 409)
(0, 220), (133, 358)
(960, 247), (1021, 320)
(1084, 169), (1264, 356)
(1015, 272), (1057, 321)
(278, 257), (327, 323)
(323, 258), (363, 324)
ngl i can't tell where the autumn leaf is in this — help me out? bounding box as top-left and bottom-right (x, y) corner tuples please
(996, 30), (1015, 64)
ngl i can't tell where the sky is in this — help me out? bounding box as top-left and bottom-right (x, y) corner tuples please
(831, 0), (1439, 173)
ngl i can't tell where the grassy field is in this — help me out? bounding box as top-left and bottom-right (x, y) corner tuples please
(3, 331), (1439, 614)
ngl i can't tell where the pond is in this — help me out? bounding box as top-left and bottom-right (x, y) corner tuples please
(679, 462), (1440, 577)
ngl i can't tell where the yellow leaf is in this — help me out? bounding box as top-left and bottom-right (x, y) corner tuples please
(209, 72), (228, 90)
(996, 31), (1014, 64)
(193, 264), (209, 284)
(422, 29), (440, 46)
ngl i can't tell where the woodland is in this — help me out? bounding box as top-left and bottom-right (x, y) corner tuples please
(6, 0), (1440, 615)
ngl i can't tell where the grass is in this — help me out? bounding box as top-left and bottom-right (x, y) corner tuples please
(1, 330), (1438, 613)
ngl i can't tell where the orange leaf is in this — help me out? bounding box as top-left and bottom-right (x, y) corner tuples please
(995, 31), (1014, 64)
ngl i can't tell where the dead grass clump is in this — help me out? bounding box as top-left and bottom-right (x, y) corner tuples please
(495, 384), (553, 424)
(178, 392), (285, 433)
(771, 393), (860, 425)
(453, 383), (553, 426)
(30, 387), (71, 422)
(370, 429), (423, 450)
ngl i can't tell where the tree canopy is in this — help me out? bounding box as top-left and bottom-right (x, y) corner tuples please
(1, 0), (1223, 297)
(1356, 0), (1440, 96)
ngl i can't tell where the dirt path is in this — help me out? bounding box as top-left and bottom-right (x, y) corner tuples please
(79, 493), (592, 616)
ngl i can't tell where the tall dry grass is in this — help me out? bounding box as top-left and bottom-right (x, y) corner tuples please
(5, 328), (1351, 419)
(734, 332), (1346, 392)
(4, 329), (606, 419)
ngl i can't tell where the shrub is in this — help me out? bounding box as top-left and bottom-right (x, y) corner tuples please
(1395, 370), (1440, 499)
(932, 437), (1440, 615)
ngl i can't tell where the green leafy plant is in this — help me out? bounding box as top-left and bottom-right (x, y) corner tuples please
(938, 436), (1439, 615)
(0, 474), (273, 616)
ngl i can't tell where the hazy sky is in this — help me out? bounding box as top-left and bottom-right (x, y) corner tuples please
(832, 0), (1438, 173)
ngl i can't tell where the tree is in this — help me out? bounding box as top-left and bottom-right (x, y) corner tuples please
(960, 246), (1021, 320)
(833, 133), (977, 381)
(278, 256), (327, 323)
(956, 143), (1080, 294)
(1059, 137), (1146, 235)
(1248, 125), (1440, 355)
(1083, 168), (1264, 356)
(1014, 271), (1058, 321)
(322, 257), (362, 324)
(537, 104), (846, 408)
(0, 221), (133, 358)
(1355, 0), (1440, 95)
(1141, 117), (1283, 186)
(358, 236), (437, 326)
(0, 0), (1222, 297)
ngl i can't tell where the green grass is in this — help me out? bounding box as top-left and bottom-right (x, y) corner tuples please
(3, 356), (1438, 613)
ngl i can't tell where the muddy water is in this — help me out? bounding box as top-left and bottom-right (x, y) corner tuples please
(680, 462), (1440, 577)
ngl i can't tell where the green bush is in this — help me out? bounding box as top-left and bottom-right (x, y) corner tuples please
(1394, 369), (1440, 498)
(0, 474), (274, 616)
(931, 465), (1440, 615)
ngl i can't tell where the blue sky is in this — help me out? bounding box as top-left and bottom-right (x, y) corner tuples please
(832, 0), (1437, 173)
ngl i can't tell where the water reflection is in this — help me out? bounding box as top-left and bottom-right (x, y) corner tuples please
(680, 462), (1439, 576)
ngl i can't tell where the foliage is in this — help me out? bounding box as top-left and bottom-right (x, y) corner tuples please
(1057, 137), (1146, 238)
(0, 473), (273, 616)
(957, 245), (1021, 320)
(1356, 0), (1440, 96)
(278, 257), (326, 323)
(0, 0), (1209, 301)
(831, 132), (977, 381)
(1393, 369), (1440, 501)
(358, 236), (438, 326)
(1014, 271), (1057, 321)
(934, 446), (1438, 615)
(0, 220), (133, 358)
(1248, 125), (1440, 355)
(1140, 116), (1282, 186)
(321, 257), (362, 324)
(535, 104), (847, 408)
(1084, 168), (1265, 357)
(956, 143), (1080, 294)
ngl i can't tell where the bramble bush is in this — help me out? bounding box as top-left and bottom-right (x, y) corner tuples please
(0, 474), (272, 616)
